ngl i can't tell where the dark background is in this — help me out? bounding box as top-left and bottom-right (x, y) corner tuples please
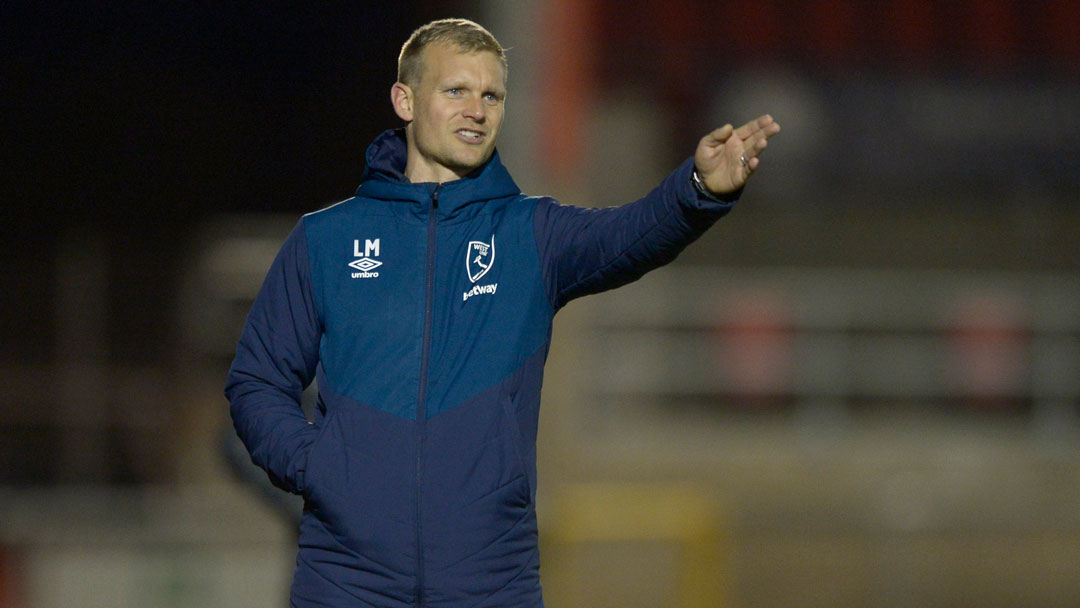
(3, 2), (470, 368)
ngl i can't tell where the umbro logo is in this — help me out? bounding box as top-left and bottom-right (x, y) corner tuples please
(349, 258), (380, 272)
(349, 239), (381, 279)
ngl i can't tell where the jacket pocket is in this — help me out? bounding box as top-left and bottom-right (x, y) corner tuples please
(301, 408), (416, 571)
(501, 370), (536, 501)
(300, 409), (340, 499)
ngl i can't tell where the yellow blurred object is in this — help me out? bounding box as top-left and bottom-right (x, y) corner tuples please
(545, 482), (727, 608)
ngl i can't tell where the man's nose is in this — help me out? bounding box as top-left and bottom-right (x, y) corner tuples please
(463, 95), (486, 121)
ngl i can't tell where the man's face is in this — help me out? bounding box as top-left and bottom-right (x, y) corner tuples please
(401, 43), (506, 183)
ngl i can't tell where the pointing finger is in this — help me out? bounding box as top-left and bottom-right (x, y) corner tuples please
(742, 123), (778, 154)
(734, 114), (775, 141)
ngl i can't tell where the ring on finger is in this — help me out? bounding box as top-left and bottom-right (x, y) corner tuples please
(740, 154), (749, 169)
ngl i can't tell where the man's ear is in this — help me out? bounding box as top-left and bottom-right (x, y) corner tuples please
(391, 82), (414, 122)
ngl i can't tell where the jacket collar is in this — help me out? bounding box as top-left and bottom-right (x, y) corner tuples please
(356, 129), (521, 216)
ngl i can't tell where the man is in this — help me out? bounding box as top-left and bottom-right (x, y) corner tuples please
(226, 18), (779, 608)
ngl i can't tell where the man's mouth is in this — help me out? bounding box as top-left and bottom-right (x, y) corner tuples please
(456, 129), (485, 143)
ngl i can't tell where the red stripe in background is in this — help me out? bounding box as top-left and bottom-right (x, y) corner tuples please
(537, 0), (597, 188)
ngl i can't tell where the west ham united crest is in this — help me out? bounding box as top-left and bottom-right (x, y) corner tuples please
(466, 236), (494, 283)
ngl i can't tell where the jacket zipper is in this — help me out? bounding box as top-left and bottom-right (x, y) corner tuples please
(414, 184), (440, 608)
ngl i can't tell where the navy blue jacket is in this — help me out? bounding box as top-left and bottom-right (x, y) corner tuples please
(226, 129), (737, 607)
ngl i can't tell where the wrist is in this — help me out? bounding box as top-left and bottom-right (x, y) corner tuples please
(690, 167), (742, 204)
(691, 169), (724, 202)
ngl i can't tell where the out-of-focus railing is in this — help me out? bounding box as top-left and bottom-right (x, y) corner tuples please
(587, 267), (1080, 422)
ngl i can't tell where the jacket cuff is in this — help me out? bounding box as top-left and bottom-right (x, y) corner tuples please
(676, 157), (742, 210)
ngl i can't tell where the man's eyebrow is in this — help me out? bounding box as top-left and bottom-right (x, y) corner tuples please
(440, 81), (505, 97)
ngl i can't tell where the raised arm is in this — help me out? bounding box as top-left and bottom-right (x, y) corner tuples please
(534, 114), (780, 310)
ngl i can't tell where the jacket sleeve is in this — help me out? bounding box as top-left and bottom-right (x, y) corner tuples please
(534, 157), (740, 310)
(224, 219), (322, 495)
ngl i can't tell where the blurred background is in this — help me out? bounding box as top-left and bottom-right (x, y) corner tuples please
(2, 1), (1079, 606)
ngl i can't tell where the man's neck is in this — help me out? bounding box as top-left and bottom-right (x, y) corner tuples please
(403, 130), (466, 184)
(404, 160), (463, 184)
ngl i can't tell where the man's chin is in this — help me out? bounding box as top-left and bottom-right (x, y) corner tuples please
(449, 151), (494, 176)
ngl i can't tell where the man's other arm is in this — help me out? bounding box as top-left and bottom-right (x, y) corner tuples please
(225, 220), (322, 495)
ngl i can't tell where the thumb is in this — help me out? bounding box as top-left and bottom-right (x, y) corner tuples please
(702, 124), (734, 147)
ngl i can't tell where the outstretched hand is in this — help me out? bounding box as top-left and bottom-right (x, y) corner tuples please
(694, 114), (780, 195)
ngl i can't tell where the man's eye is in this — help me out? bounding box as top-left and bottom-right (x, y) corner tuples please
(448, 88), (460, 95)
(483, 93), (498, 102)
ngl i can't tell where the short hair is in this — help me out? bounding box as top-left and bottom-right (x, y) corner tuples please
(397, 18), (507, 88)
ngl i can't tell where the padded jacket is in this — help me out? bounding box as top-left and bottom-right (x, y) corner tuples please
(225, 129), (737, 607)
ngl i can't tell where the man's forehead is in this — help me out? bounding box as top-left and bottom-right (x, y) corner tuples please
(420, 43), (506, 84)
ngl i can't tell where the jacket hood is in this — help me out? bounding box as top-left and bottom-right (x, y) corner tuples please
(356, 129), (521, 213)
